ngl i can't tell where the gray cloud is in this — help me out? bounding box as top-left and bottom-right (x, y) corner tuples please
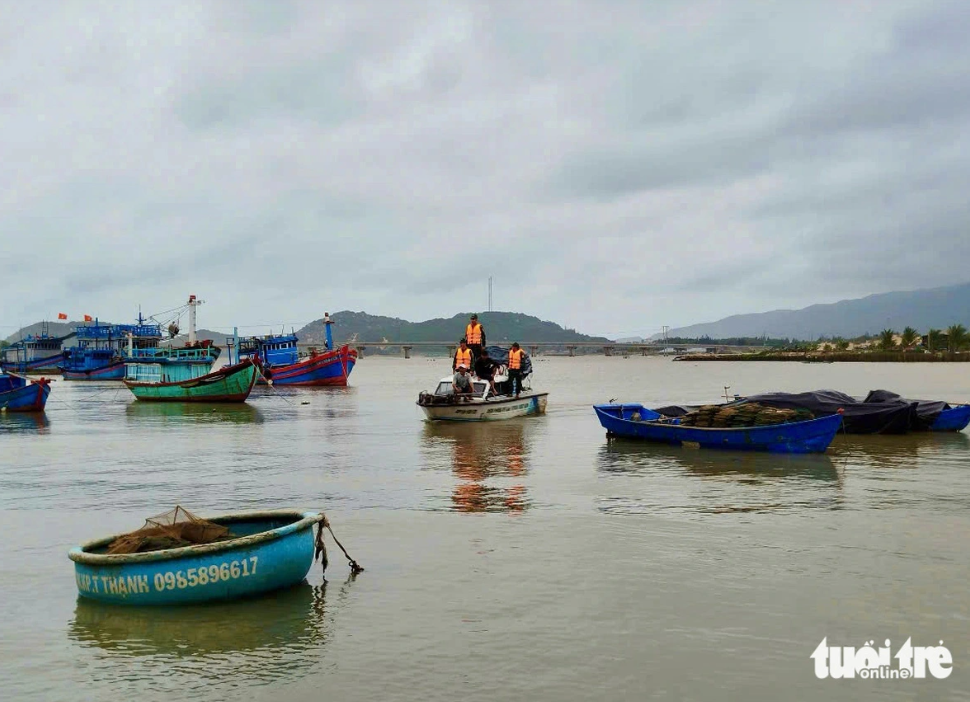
(1, 0), (968, 339)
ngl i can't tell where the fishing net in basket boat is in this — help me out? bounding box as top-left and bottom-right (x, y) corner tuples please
(106, 506), (233, 555)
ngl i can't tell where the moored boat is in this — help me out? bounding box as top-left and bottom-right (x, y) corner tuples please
(60, 316), (164, 381)
(593, 403), (843, 454)
(238, 313), (357, 386)
(69, 509), (327, 605)
(124, 359), (258, 402)
(0, 373), (52, 412)
(1, 324), (72, 374)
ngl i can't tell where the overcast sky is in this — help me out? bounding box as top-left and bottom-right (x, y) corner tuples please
(2, 0), (968, 339)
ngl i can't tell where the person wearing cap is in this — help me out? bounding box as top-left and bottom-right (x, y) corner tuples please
(464, 313), (485, 363)
(453, 338), (472, 371)
(507, 342), (527, 398)
(452, 363), (475, 400)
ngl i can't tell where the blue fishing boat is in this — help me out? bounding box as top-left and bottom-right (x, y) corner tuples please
(593, 403), (843, 454)
(929, 405), (970, 432)
(1, 323), (73, 374)
(238, 313), (357, 386)
(60, 316), (164, 381)
(0, 373), (52, 412)
(69, 509), (327, 605)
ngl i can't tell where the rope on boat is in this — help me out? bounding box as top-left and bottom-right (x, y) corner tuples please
(315, 515), (364, 576)
(252, 362), (297, 406)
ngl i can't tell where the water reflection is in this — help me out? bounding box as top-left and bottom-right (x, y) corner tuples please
(68, 580), (337, 690)
(0, 412), (50, 435)
(597, 438), (843, 515)
(830, 431), (970, 470)
(422, 421), (532, 513)
(125, 401), (264, 425)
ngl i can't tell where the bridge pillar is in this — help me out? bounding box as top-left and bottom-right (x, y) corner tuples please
(529, 345), (539, 357)
(357, 346), (365, 357)
(403, 346), (412, 359)
(641, 346), (649, 356)
(447, 346), (456, 359)
(604, 345), (614, 357)
(567, 345), (576, 357)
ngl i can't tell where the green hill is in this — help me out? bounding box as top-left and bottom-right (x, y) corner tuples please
(298, 311), (608, 349)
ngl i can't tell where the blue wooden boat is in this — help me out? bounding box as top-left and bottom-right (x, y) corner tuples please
(593, 403), (843, 454)
(0, 373), (52, 412)
(69, 510), (326, 605)
(60, 316), (165, 380)
(1, 325), (72, 374)
(929, 404), (970, 432)
(237, 314), (357, 386)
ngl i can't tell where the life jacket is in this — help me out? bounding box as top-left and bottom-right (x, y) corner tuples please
(509, 348), (525, 370)
(454, 347), (472, 368)
(465, 323), (483, 345)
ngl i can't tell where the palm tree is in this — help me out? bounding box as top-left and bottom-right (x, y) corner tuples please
(834, 337), (850, 351)
(946, 324), (968, 351)
(927, 328), (944, 352)
(900, 326), (919, 349)
(878, 328), (897, 351)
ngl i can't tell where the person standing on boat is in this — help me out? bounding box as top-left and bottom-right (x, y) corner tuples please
(508, 343), (527, 398)
(453, 339), (472, 371)
(473, 348), (499, 395)
(452, 364), (475, 400)
(465, 314), (485, 362)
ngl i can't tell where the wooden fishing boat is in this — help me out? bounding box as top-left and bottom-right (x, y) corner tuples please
(69, 510), (326, 606)
(124, 359), (257, 402)
(593, 403), (843, 454)
(1, 325), (71, 374)
(0, 373), (51, 412)
(60, 315), (165, 380)
(928, 404), (970, 432)
(237, 314), (357, 386)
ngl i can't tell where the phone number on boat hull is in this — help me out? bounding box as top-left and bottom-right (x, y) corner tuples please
(76, 557), (259, 597)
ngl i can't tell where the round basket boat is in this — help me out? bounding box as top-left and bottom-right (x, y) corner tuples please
(68, 510), (325, 606)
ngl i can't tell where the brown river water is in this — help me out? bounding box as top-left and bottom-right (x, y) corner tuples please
(1, 356), (968, 701)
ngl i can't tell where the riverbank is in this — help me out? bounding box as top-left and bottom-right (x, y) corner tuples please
(675, 351), (970, 362)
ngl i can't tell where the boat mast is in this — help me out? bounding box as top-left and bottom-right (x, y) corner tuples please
(324, 312), (333, 350)
(187, 295), (202, 345)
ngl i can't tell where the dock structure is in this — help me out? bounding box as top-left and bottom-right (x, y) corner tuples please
(297, 341), (767, 358)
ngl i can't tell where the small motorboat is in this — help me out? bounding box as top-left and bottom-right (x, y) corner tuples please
(0, 373), (52, 412)
(69, 509), (327, 605)
(417, 371), (548, 422)
(593, 403), (843, 454)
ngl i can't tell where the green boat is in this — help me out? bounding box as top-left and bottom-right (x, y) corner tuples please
(122, 294), (256, 403)
(124, 359), (258, 402)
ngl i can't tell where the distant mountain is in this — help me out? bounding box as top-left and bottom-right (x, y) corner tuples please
(665, 282), (970, 340)
(297, 311), (609, 347)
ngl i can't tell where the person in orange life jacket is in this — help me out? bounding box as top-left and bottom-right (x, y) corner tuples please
(453, 339), (472, 371)
(507, 342), (527, 398)
(465, 313), (485, 362)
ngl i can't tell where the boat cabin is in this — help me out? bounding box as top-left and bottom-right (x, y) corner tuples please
(238, 334), (300, 367)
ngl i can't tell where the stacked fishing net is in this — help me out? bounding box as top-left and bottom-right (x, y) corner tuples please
(106, 506), (233, 555)
(679, 403), (814, 428)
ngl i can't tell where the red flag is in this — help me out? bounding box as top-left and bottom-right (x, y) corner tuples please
(83, 314), (93, 322)
(57, 312), (68, 320)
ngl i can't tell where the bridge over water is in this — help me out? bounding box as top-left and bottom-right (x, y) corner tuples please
(298, 340), (767, 358)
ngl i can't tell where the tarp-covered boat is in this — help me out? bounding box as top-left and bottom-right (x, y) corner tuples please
(69, 509), (327, 605)
(594, 403), (843, 454)
(0, 373), (51, 412)
(862, 389), (970, 432)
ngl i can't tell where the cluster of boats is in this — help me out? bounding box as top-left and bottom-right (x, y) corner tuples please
(0, 296), (358, 411)
(593, 389), (970, 454)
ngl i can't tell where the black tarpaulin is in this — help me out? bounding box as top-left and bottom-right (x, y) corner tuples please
(742, 389), (916, 434)
(863, 389), (950, 431)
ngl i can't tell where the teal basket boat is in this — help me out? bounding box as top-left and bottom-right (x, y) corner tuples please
(69, 510), (325, 606)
